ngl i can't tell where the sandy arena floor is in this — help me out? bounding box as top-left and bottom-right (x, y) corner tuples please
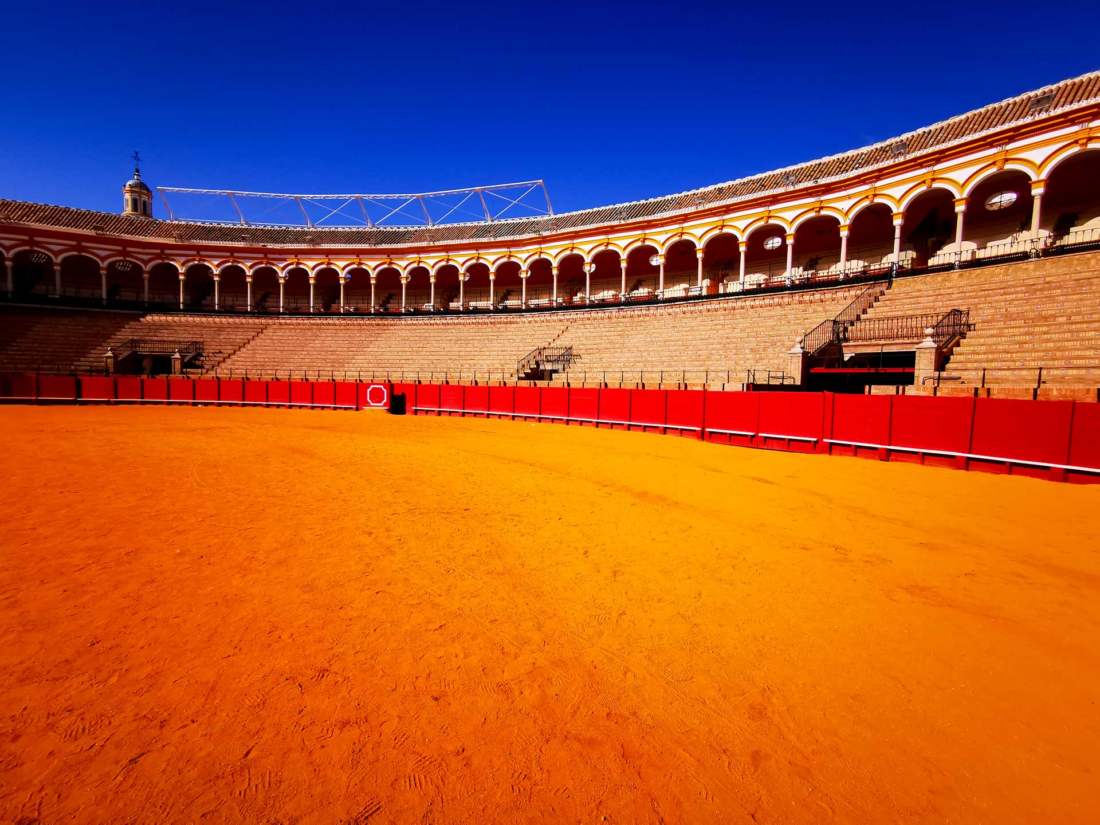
(1, 406), (1099, 824)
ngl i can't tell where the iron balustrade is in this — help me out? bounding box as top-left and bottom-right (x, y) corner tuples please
(516, 346), (575, 377)
(847, 309), (970, 343)
(802, 284), (885, 355)
(123, 338), (203, 357)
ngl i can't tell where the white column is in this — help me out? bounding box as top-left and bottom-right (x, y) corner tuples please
(308, 274), (315, 313)
(785, 233), (795, 278)
(429, 274), (436, 310)
(583, 262), (593, 303)
(400, 275), (408, 311)
(278, 275), (286, 313)
(520, 270), (528, 308)
(489, 273), (496, 309)
(458, 271), (465, 309)
(142, 271), (149, 304)
(55, 264), (63, 298)
(655, 254), (666, 296)
(99, 267), (107, 305)
(178, 271), (186, 310)
(246, 275), (253, 312)
(370, 274), (377, 312)
(213, 274), (220, 310)
(696, 247), (704, 289)
(954, 198), (967, 248)
(839, 227), (849, 273)
(892, 214), (904, 263)
(619, 258), (627, 302)
(551, 265), (559, 305)
(1030, 182), (1045, 239)
(338, 274), (345, 312)
(738, 242), (747, 287)
(3, 259), (11, 295)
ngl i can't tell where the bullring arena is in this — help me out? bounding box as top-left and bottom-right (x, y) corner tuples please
(3, 72), (1100, 823)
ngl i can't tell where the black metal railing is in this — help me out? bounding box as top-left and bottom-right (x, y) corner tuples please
(846, 309), (971, 344)
(517, 345), (575, 377)
(122, 338), (203, 357)
(802, 283), (885, 355)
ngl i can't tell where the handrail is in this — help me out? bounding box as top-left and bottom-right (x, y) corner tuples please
(802, 283), (885, 355)
(517, 345), (574, 376)
(123, 338), (203, 356)
(846, 308), (971, 344)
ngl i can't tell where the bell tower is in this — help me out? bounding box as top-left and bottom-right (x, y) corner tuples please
(122, 151), (153, 218)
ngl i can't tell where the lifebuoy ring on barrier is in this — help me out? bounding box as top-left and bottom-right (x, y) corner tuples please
(366, 384), (388, 408)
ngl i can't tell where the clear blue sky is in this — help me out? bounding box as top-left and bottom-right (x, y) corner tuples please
(2, 0), (1097, 217)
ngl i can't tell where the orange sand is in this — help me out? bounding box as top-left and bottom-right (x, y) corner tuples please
(1, 406), (1099, 824)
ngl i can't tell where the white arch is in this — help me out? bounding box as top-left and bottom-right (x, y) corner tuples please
(961, 164), (1038, 197)
(898, 181), (963, 212)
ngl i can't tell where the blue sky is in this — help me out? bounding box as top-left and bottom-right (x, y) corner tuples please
(2, 0), (1097, 218)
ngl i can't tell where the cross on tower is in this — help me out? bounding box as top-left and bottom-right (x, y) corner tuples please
(132, 150), (142, 170)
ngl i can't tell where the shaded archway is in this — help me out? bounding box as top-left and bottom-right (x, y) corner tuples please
(183, 263), (216, 310)
(313, 266), (342, 313)
(250, 266), (281, 313)
(742, 224), (787, 285)
(147, 262), (181, 307)
(525, 258), (555, 307)
(492, 260), (523, 309)
(901, 188), (955, 266)
(663, 238), (699, 296)
(433, 263), (461, 310)
(556, 253), (586, 305)
(373, 266), (402, 312)
(1041, 149), (1100, 243)
(701, 232), (740, 293)
(964, 171), (1034, 254)
(341, 267), (370, 312)
(462, 262), (492, 309)
(623, 244), (659, 300)
(792, 216), (841, 275)
(404, 265), (431, 311)
(281, 266), (310, 313)
(105, 259), (145, 305)
(589, 249), (623, 303)
(217, 264), (248, 311)
(59, 254), (102, 301)
(847, 203), (895, 271)
(11, 249), (54, 300)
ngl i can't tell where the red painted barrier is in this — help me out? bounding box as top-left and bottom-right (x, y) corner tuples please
(143, 377), (168, 401)
(313, 381), (336, 407)
(665, 390), (704, 437)
(79, 376), (115, 401)
(37, 374), (78, 401)
(220, 379), (245, 404)
(244, 380), (267, 405)
(116, 376), (142, 401)
(290, 381), (312, 407)
(629, 388), (666, 431)
(1, 372), (1097, 483)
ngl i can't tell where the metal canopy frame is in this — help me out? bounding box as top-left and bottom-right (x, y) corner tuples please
(156, 180), (554, 228)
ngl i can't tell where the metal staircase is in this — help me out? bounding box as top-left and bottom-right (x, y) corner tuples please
(516, 346), (576, 381)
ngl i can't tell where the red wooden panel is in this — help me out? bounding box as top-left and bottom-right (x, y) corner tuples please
(313, 381), (336, 407)
(244, 380), (268, 404)
(514, 385), (540, 417)
(436, 384), (462, 413)
(569, 387), (600, 422)
(413, 383), (439, 412)
(0, 373), (37, 400)
(219, 379), (245, 404)
(79, 376), (115, 401)
(970, 398), (1074, 466)
(143, 377), (168, 401)
(333, 381), (358, 409)
(666, 390), (704, 433)
(830, 394), (892, 446)
(168, 378), (194, 402)
(889, 395), (973, 455)
(540, 386), (568, 419)
(194, 379), (219, 403)
(488, 385), (515, 416)
(464, 385), (489, 414)
(1068, 401), (1100, 471)
(38, 374), (77, 401)
(290, 381), (313, 406)
(116, 376), (142, 401)
(703, 391), (758, 435)
(599, 388), (631, 426)
(757, 392), (823, 440)
(630, 389), (666, 428)
(267, 380), (291, 405)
